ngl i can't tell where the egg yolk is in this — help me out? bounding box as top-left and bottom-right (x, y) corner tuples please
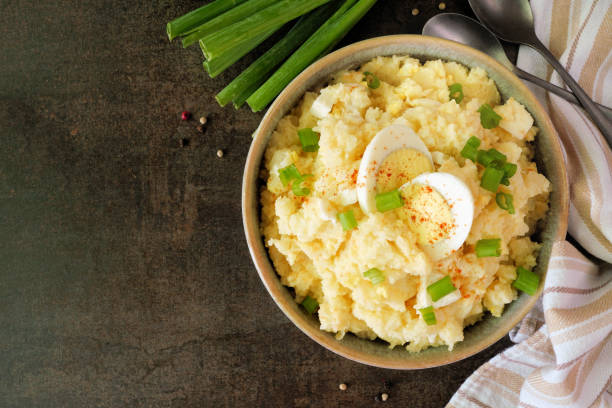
(398, 183), (455, 247)
(375, 149), (433, 193)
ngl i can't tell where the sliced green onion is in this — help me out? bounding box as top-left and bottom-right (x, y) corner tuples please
(475, 238), (502, 258)
(495, 192), (515, 214)
(363, 268), (385, 285)
(427, 276), (457, 302)
(478, 104), (502, 129)
(292, 182), (310, 196)
(247, 0), (377, 111)
(181, 0), (279, 48)
(298, 128), (320, 152)
(375, 189), (404, 212)
(419, 306), (437, 325)
(338, 210), (358, 231)
(200, 0), (333, 60)
(501, 162), (518, 185)
(216, 6), (334, 107)
(166, 0), (248, 41)
(278, 164), (301, 186)
(487, 148), (507, 163)
(363, 71), (380, 89)
(449, 83), (464, 103)
(481, 166), (504, 192)
(460, 136), (481, 161)
(301, 295), (319, 314)
(512, 266), (540, 296)
(476, 149), (495, 167)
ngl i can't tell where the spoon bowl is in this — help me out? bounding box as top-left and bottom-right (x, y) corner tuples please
(467, 0), (537, 44)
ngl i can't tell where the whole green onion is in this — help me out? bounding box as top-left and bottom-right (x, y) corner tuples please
(475, 238), (502, 257)
(166, 0), (248, 41)
(512, 266), (540, 296)
(375, 189), (404, 212)
(247, 0), (377, 112)
(200, 0), (334, 60)
(427, 276), (457, 302)
(202, 26), (280, 78)
(182, 0), (279, 48)
(216, 6), (335, 107)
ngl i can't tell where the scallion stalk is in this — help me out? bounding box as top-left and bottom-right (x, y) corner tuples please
(512, 267), (540, 296)
(427, 276), (457, 302)
(200, 0), (334, 60)
(475, 238), (502, 257)
(216, 5), (336, 107)
(166, 0), (248, 41)
(181, 0), (280, 48)
(419, 306), (437, 325)
(202, 25), (280, 78)
(247, 0), (377, 112)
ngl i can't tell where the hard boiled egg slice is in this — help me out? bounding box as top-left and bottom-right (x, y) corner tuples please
(357, 125), (433, 214)
(398, 172), (474, 261)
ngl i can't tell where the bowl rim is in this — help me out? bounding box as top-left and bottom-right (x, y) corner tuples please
(242, 34), (569, 369)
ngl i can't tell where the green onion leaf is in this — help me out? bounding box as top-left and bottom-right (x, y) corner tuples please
(363, 268), (385, 285)
(338, 210), (358, 231)
(477, 104), (502, 129)
(375, 189), (404, 212)
(495, 192), (515, 214)
(487, 148), (507, 163)
(301, 295), (319, 314)
(476, 149), (494, 167)
(475, 238), (502, 257)
(481, 166), (505, 192)
(362, 71), (380, 89)
(512, 266), (540, 296)
(166, 0), (249, 41)
(449, 83), (464, 103)
(298, 128), (320, 152)
(419, 306), (437, 325)
(461, 136), (481, 161)
(427, 276), (457, 302)
(279, 164), (301, 187)
(501, 162), (518, 185)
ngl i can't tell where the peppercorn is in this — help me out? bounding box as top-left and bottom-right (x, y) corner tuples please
(181, 111), (191, 121)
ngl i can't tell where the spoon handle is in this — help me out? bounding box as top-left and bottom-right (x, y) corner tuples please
(514, 67), (612, 121)
(529, 37), (612, 147)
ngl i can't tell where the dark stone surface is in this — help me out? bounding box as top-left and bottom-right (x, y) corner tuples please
(0, 1), (515, 407)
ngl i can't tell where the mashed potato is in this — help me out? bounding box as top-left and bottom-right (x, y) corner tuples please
(260, 56), (550, 352)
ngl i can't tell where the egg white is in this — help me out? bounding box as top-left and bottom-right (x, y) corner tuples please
(357, 124), (433, 214)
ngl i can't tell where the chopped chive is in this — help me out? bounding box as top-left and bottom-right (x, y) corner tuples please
(461, 136), (481, 161)
(448, 83), (464, 103)
(427, 276), (457, 302)
(301, 295), (319, 314)
(362, 71), (380, 89)
(247, 0), (377, 111)
(375, 189), (404, 212)
(338, 210), (358, 231)
(475, 238), (501, 257)
(477, 104), (502, 129)
(512, 266), (540, 296)
(363, 268), (385, 285)
(278, 164), (301, 186)
(166, 0), (249, 41)
(419, 306), (437, 325)
(481, 166), (505, 192)
(495, 192), (515, 214)
(298, 128), (320, 152)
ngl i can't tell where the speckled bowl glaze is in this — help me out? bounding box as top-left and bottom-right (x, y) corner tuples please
(242, 35), (568, 369)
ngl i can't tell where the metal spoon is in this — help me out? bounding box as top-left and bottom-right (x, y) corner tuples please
(422, 13), (612, 120)
(468, 0), (612, 146)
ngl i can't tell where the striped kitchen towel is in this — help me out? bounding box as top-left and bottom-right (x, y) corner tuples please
(448, 0), (612, 407)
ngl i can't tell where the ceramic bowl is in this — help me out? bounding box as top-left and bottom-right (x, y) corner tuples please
(242, 35), (568, 369)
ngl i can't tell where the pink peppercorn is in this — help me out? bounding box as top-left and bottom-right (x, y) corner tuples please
(181, 111), (191, 121)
